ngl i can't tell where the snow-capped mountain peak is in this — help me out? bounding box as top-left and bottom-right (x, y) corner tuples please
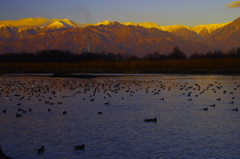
(61, 19), (82, 27)
(47, 21), (72, 29)
(193, 22), (232, 34)
(96, 20), (112, 25)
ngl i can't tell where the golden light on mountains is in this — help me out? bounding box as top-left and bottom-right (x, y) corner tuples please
(0, 17), (239, 56)
(0, 17), (58, 27)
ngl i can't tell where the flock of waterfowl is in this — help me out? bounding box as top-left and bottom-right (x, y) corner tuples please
(1, 75), (239, 115)
(0, 75), (239, 157)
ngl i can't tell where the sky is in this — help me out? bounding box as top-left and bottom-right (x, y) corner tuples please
(0, 0), (239, 27)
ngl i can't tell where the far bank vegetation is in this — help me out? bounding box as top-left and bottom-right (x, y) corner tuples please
(0, 47), (240, 74)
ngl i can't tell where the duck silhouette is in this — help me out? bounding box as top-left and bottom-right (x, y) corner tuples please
(104, 101), (110, 105)
(144, 117), (157, 122)
(210, 104), (215, 107)
(75, 144), (85, 150)
(16, 113), (22, 117)
(202, 107), (208, 111)
(38, 146), (45, 153)
(232, 108), (238, 111)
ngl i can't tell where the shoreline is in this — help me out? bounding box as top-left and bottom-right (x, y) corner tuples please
(1, 71), (240, 77)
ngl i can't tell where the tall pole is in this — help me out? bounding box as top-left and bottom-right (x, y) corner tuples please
(87, 37), (91, 52)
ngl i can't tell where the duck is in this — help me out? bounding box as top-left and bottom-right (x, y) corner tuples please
(16, 113), (22, 117)
(104, 101), (110, 105)
(144, 117), (157, 122)
(202, 107), (208, 111)
(232, 108), (238, 111)
(38, 146), (45, 153)
(75, 144), (85, 150)
(210, 104), (215, 107)
(2, 109), (6, 113)
(97, 111), (102, 114)
(62, 110), (67, 114)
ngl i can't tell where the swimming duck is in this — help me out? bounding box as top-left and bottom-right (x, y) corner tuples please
(16, 113), (22, 117)
(38, 146), (45, 153)
(104, 101), (110, 105)
(75, 144), (85, 150)
(202, 107), (208, 111)
(210, 104), (215, 107)
(232, 108), (238, 111)
(144, 117), (157, 122)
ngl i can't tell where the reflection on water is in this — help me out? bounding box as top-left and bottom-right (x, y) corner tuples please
(0, 74), (240, 159)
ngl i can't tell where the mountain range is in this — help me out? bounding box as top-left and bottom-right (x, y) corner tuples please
(0, 17), (239, 56)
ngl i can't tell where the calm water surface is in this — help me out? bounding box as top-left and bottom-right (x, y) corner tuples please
(0, 74), (240, 159)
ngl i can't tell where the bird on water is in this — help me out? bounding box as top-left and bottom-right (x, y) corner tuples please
(75, 144), (85, 150)
(38, 146), (45, 153)
(144, 117), (157, 122)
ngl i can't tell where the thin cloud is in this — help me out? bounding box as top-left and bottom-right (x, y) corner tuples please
(0, 17), (57, 27)
(226, 1), (240, 8)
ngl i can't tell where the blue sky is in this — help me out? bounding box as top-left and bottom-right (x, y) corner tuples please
(0, 0), (239, 26)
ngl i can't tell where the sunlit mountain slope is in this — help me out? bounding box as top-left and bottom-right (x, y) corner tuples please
(0, 17), (239, 56)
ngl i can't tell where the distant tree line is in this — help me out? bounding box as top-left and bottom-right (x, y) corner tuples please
(143, 47), (186, 60)
(0, 47), (240, 63)
(190, 48), (240, 59)
(0, 50), (134, 63)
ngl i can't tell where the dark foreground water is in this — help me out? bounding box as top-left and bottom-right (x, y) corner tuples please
(0, 74), (240, 159)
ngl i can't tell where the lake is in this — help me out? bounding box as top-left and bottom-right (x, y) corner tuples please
(0, 74), (240, 159)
